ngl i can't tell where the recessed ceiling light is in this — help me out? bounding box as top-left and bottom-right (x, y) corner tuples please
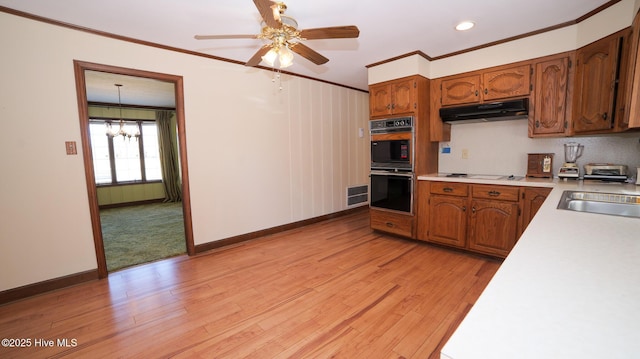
(456, 21), (475, 31)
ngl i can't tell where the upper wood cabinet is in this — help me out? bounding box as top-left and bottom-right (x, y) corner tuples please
(440, 64), (531, 106)
(440, 74), (481, 106)
(573, 31), (624, 133)
(483, 65), (532, 101)
(623, 10), (640, 129)
(529, 53), (574, 137)
(369, 77), (417, 117)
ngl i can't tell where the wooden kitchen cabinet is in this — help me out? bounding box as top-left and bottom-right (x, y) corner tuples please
(370, 208), (414, 238)
(468, 185), (520, 258)
(573, 30), (624, 133)
(529, 53), (574, 137)
(428, 196), (468, 248)
(440, 64), (531, 106)
(521, 187), (552, 233)
(623, 9), (640, 129)
(426, 182), (469, 248)
(482, 65), (532, 101)
(418, 181), (527, 258)
(369, 77), (416, 117)
(440, 74), (481, 106)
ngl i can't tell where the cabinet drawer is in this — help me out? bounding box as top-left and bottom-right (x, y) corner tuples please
(370, 210), (413, 238)
(430, 182), (469, 196)
(472, 184), (520, 202)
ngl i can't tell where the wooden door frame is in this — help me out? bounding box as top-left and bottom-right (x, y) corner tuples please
(73, 60), (195, 278)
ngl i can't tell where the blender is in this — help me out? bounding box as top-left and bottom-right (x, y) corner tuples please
(558, 142), (583, 179)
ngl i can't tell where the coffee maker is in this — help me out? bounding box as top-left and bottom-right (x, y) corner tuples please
(558, 142), (583, 179)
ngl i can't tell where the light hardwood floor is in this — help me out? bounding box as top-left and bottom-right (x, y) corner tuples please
(0, 211), (500, 358)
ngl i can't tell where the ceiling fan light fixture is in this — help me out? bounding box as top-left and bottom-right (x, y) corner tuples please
(455, 21), (475, 31)
(262, 48), (278, 66)
(278, 45), (294, 68)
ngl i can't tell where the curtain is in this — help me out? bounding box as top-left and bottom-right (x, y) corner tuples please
(155, 110), (182, 202)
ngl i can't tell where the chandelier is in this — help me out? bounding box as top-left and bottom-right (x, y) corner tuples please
(106, 84), (140, 139)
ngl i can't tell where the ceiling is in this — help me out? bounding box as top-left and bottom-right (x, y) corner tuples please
(84, 71), (177, 108)
(1, 0), (615, 105)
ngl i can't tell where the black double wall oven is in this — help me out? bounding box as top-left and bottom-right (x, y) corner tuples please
(369, 116), (414, 214)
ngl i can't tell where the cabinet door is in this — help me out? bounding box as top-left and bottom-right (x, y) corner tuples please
(573, 35), (620, 132)
(625, 11), (640, 129)
(369, 84), (392, 117)
(468, 199), (519, 258)
(428, 195), (467, 248)
(521, 187), (552, 233)
(441, 75), (481, 106)
(391, 78), (415, 115)
(531, 57), (570, 136)
(482, 65), (531, 101)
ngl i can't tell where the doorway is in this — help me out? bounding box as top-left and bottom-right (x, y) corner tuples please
(73, 60), (195, 278)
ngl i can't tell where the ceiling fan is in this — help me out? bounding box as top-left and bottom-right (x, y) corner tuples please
(194, 0), (360, 68)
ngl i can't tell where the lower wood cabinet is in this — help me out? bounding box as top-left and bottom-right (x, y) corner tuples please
(370, 208), (414, 238)
(426, 181), (469, 248)
(429, 195), (467, 248)
(521, 187), (553, 232)
(468, 197), (519, 258)
(417, 181), (551, 258)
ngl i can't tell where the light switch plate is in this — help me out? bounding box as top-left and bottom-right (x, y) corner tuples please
(65, 141), (77, 155)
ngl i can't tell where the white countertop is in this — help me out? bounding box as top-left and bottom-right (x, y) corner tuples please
(418, 175), (640, 359)
(418, 173), (557, 188)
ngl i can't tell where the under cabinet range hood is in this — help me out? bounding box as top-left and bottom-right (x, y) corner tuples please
(440, 98), (529, 124)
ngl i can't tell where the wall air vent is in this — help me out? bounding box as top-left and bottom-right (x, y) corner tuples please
(347, 185), (368, 207)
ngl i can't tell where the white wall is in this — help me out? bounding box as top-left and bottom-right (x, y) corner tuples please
(438, 121), (640, 178)
(0, 12), (368, 291)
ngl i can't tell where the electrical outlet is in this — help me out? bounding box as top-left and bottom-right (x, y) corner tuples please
(461, 149), (469, 159)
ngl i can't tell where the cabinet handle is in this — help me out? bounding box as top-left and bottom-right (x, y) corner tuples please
(474, 90), (479, 97)
(472, 207), (476, 213)
(462, 206), (466, 212)
(391, 104), (395, 110)
(484, 88), (488, 95)
(488, 190), (501, 197)
(386, 104), (391, 110)
(535, 120), (540, 128)
(602, 112), (608, 120)
(443, 187), (453, 193)
(386, 222), (394, 227)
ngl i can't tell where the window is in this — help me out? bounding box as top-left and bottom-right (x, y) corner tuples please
(90, 120), (162, 185)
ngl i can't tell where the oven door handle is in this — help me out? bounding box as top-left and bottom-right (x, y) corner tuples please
(370, 171), (414, 178)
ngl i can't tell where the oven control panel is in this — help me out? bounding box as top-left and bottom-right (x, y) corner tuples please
(370, 117), (413, 133)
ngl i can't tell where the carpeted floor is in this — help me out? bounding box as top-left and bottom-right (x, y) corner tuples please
(100, 202), (186, 271)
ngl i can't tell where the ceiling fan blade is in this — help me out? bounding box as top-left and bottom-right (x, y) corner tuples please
(291, 43), (329, 65)
(245, 45), (272, 67)
(299, 26), (360, 40)
(194, 34), (258, 40)
(253, 0), (281, 29)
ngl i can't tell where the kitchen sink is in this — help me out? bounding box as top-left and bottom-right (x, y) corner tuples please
(557, 191), (640, 218)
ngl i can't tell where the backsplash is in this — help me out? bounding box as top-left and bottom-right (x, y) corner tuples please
(436, 119), (640, 179)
